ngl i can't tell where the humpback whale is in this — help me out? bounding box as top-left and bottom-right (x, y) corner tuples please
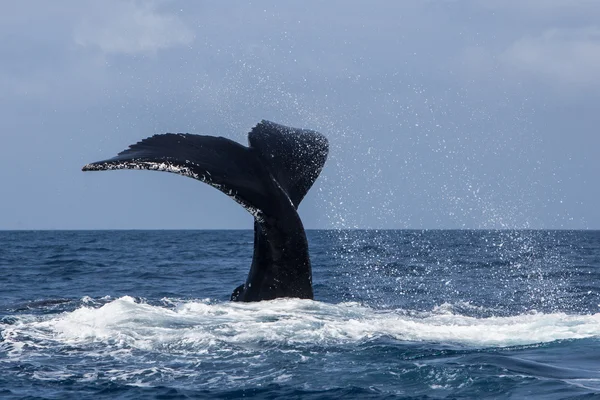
(82, 120), (328, 302)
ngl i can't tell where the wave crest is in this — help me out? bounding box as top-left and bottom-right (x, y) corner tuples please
(3, 296), (600, 357)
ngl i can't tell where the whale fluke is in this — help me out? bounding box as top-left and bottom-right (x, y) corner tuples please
(83, 120), (328, 301)
(248, 120), (328, 208)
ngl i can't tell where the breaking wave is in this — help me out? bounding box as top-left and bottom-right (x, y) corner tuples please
(3, 296), (600, 357)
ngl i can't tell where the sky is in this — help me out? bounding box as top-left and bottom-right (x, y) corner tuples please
(1, 0), (598, 230)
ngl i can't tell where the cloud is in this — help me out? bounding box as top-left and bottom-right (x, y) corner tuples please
(500, 27), (600, 87)
(74, 1), (194, 55)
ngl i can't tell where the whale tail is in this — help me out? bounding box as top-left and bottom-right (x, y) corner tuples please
(83, 120), (328, 302)
(248, 120), (328, 208)
(83, 120), (328, 219)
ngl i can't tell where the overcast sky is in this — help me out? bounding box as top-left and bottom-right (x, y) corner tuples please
(1, 0), (598, 229)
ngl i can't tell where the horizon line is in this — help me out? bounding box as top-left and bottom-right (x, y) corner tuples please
(0, 228), (598, 232)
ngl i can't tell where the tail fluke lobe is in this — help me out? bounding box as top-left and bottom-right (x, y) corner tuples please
(248, 120), (328, 208)
(82, 133), (274, 218)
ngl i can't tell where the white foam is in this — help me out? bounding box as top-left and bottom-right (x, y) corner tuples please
(2, 296), (600, 359)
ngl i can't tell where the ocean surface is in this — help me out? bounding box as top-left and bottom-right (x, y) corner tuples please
(1, 230), (600, 399)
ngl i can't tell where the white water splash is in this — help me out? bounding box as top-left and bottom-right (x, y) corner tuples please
(3, 296), (600, 358)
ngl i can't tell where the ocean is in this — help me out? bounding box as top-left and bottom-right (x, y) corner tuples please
(1, 230), (600, 399)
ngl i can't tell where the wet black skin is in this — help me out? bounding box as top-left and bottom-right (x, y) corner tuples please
(232, 211), (313, 301)
(82, 121), (327, 302)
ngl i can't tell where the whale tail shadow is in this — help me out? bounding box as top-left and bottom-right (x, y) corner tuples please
(83, 120), (328, 301)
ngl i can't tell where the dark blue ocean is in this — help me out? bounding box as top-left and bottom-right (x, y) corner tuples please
(2, 230), (600, 399)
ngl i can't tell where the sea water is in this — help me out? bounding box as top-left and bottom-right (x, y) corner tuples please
(1, 230), (600, 399)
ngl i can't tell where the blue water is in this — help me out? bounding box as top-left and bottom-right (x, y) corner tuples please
(2, 230), (600, 399)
